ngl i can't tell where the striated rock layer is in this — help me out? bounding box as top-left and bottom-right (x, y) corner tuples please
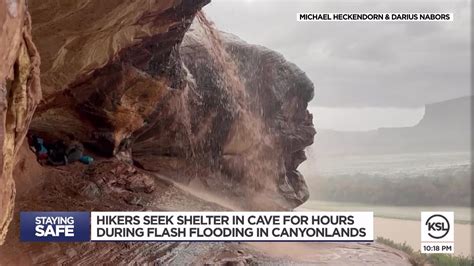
(0, 0), (41, 244)
(29, 0), (210, 157)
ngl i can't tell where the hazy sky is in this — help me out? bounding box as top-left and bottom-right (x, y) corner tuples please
(204, 0), (471, 130)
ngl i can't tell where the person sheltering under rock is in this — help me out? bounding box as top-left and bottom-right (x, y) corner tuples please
(31, 135), (94, 166)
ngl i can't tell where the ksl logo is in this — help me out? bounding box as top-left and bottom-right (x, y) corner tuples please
(421, 212), (454, 242)
(20, 212), (90, 242)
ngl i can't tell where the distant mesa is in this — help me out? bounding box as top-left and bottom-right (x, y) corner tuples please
(316, 95), (472, 155)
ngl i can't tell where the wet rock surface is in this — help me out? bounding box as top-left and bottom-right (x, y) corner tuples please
(133, 14), (316, 209)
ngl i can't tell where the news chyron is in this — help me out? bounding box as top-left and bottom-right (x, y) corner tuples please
(20, 212), (373, 242)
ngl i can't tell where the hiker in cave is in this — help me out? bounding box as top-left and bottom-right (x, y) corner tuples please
(47, 139), (84, 166)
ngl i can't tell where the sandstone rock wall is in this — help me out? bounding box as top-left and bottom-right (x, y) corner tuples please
(0, 0), (41, 244)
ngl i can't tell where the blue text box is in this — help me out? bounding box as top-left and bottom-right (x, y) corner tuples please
(20, 212), (90, 242)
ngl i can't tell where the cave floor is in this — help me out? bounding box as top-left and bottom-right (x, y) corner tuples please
(0, 157), (410, 265)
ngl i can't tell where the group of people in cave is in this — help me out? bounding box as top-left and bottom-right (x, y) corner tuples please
(30, 135), (94, 166)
